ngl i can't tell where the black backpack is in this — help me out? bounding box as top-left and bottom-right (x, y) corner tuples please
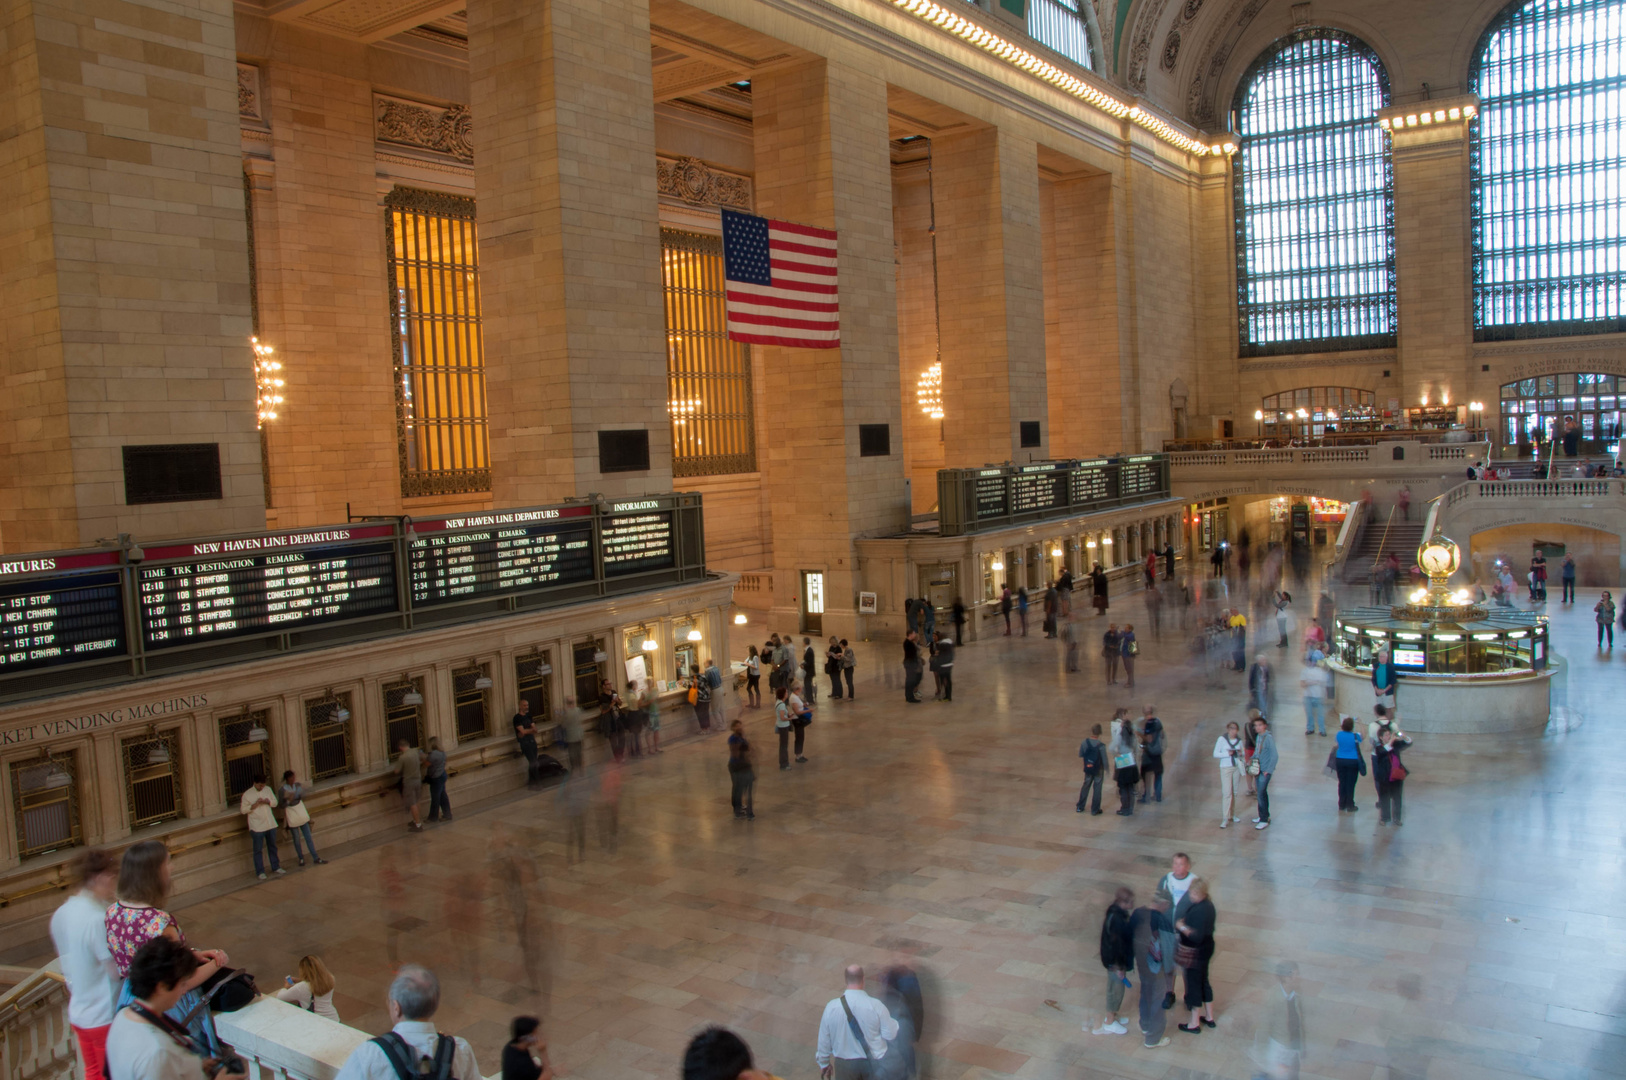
(372, 1032), (458, 1080)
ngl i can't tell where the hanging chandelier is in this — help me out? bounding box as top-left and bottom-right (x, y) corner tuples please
(917, 362), (944, 420)
(252, 337), (283, 428)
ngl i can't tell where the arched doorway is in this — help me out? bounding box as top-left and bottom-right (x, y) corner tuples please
(1498, 373), (1623, 455)
(1259, 387), (1378, 441)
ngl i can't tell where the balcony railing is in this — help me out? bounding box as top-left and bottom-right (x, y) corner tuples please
(1442, 478), (1622, 507)
(1169, 440), (1488, 472)
(0, 961), (72, 1080)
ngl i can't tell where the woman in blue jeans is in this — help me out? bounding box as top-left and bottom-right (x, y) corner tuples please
(1332, 716), (1364, 812)
(280, 770), (328, 866)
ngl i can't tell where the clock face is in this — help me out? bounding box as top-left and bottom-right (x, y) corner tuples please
(1420, 545), (1454, 574)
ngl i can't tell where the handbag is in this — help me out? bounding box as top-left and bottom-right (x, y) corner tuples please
(1113, 751), (1136, 770)
(1128, 640), (1139, 656)
(283, 800), (310, 830)
(1246, 758), (1261, 776)
(1174, 942), (1198, 968)
(1388, 754), (1408, 782)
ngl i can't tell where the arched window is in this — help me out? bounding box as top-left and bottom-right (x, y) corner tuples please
(1028, 0), (1094, 70)
(1471, 0), (1626, 340)
(1233, 31), (1395, 357)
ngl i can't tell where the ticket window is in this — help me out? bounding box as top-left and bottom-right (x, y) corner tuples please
(673, 618), (702, 682)
(514, 653), (553, 723)
(123, 731), (183, 828)
(625, 627), (658, 689)
(12, 752), (82, 860)
(305, 693), (354, 781)
(918, 564), (956, 614)
(452, 664), (492, 740)
(980, 553), (997, 601)
(218, 710), (271, 801)
(383, 677), (426, 758)
(574, 638), (607, 707)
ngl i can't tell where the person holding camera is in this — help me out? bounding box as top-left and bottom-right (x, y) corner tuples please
(106, 937), (245, 1080)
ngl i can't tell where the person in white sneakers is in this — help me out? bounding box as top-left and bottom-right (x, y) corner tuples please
(1251, 716), (1278, 830)
(1091, 887), (1134, 1035)
(1213, 721), (1245, 827)
(240, 774), (285, 880)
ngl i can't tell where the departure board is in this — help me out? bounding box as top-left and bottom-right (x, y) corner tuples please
(602, 504), (675, 576)
(0, 552), (127, 673)
(408, 507), (595, 605)
(1069, 460), (1113, 507)
(973, 471), (1007, 519)
(137, 526), (399, 649)
(1119, 456), (1164, 498)
(1012, 465), (1067, 514)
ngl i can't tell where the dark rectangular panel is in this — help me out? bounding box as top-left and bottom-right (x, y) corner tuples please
(598, 430), (650, 473)
(122, 445), (222, 504)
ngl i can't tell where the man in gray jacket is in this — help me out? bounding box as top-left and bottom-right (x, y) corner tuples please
(1130, 900), (1171, 1048)
(1252, 716), (1278, 830)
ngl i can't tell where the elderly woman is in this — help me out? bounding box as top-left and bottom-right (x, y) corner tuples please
(1174, 878), (1218, 1034)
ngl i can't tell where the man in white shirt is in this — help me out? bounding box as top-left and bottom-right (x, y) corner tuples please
(240, 774), (284, 880)
(815, 965), (898, 1080)
(50, 849), (121, 1080)
(1212, 721), (1245, 828)
(1154, 854), (1195, 921)
(108, 937), (245, 1080)
(1299, 657), (1331, 736)
(335, 965), (482, 1080)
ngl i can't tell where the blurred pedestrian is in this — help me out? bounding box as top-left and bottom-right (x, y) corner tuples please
(1018, 587), (1030, 635)
(50, 849), (120, 1080)
(1145, 584), (1163, 640)
(1000, 585), (1013, 634)
(1111, 725), (1140, 816)
(1213, 721), (1244, 828)
(1090, 564), (1109, 615)
(1103, 623), (1122, 684)
(1242, 707), (1261, 796)
(727, 720), (755, 820)
(640, 681), (663, 754)
(240, 773), (284, 878)
(1138, 707), (1165, 803)
(878, 965), (925, 1078)
(775, 688), (793, 770)
(1597, 592), (1615, 648)
(1561, 554), (1576, 603)
(1273, 589), (1292, 648)
(425, 737), (451, 823)
(279, 770), (326, 866)
(952, 598), (967, 646)
(802, 638), (819, 704)
(1063, 614), (1080, 672)
(1248, 654), (1271, 716)
(788, 681), (813, 763)
(1251, 962), (1304, 1080)
(1229, 609), (1248, 671)
(841, 639), (856, 699)
(1131, 899), (1171, 1048)
(502, 1017), (552, 1080)
(934, 633), (955, 701)
(692, 677), (713, 734)
(1091, 887), (1134, 1035)
(826, 636), (845, 699)
(1174, 879), (1217, 1033)
(561, 696), (585, 767)
(902, 632), (924, 703)
(395, 739), (425, 832)
(1299, 656), (1329, 736)
(275, 955), (339, 1021)
(1120, 625), (1138, 688)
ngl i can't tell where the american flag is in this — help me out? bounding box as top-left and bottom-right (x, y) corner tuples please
(720, 208), (840, 349)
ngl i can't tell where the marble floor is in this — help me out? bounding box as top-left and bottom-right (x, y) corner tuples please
(68, 583), (1626, 1080)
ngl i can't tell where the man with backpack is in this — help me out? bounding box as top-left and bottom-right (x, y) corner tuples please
(334, 965), (481, 1080)
(1077, 724), (1107, 815)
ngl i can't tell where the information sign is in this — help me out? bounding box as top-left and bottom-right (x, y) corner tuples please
(408, 507), (594, 606)
(602, 502), (675, 576)
(0, 552), (127, 673)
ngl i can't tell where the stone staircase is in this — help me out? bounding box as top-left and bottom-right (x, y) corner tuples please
(1344, 514), (1426, 583)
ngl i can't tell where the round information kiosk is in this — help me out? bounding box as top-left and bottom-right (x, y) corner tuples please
(1328, 527), (1554, 733)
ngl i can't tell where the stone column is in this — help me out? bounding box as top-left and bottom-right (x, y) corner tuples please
(752, 59), (906, 641)
(467, 0), (673, 505)
(0, 0), (263, 552)
(1043, 172), (1132, 457)
(934, 127), (1048, 466)
(1385, 100), (1479, 419)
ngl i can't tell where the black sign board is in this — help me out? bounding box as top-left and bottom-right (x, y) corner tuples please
(973, 471), (1007, 519)
(602, 502), (675, 576)
(1011, 464), (1067, 514)
(408, 507), (595, 606)
(1069, 459), (1113, 505)
(938, 456), (1170, 536)
(1119, 456), (1163, 498)
(137, 526), (399, 649)
(0, 551), (127, 673)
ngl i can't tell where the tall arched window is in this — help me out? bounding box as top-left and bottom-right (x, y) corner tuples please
(1233, 31), (1395, 357)
(1029, 0), (1095, 69)
(1471, 0), (1626, 340)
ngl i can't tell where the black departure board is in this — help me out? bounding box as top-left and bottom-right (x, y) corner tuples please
(137, 526), (399, 649)
(974, 471), (1007, 519)
(1120, 457), (1164, 498)
(408, 507), (595, 606)
(1012, 465), (1067, 514)
(0, 551), (127, 673)
(1070, 460), (1113, 506)
(602, 503), (675, 576)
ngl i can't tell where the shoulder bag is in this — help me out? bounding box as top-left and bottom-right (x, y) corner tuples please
(1388, 752), (1408, 782)
(838, 995), (876, 1080)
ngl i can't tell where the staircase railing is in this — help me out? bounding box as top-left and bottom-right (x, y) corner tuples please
(1368, 505), (1397, 583)
(0, 961), (72, 1080)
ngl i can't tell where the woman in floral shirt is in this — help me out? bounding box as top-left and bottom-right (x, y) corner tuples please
(105, 841), (228, 1051)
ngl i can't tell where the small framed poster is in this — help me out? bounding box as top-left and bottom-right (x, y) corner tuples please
(858, 591), (878, 614)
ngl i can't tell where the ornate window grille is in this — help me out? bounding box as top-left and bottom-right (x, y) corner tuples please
(383, 677), (426, 759)
(1028, 0), (1094, 69)
(386, 187), (490, 497)
(12, 753), (81, 859)
(1471, 0), (1626, 340)
(219, 709), (271, 801)
(1233, 30), (1395, 356)
(452, 663), (491, 741)
(515, 651), (553, 723)
(305, 692), (354, 781)
(123, 732), (182, 829)
(572, 639), (606, 709)
(660, 229), (757, 477)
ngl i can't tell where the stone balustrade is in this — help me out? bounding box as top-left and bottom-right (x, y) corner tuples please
(1171, 440), (1490, 506)
(0, 962), (72, 1080)
(218, 997), (370, 1080)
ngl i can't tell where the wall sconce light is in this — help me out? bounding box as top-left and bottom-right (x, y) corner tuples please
(991, 559), (1004, 571)
(640, 628), (658, 651)
(734, 612), (748, 625)
(687, 629), (703, 642)
(1051, 546), (1063, 558)
(399, 675), (424, 707)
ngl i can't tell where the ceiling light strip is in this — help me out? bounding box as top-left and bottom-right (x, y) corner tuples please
(891, 0), (1234, 156)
